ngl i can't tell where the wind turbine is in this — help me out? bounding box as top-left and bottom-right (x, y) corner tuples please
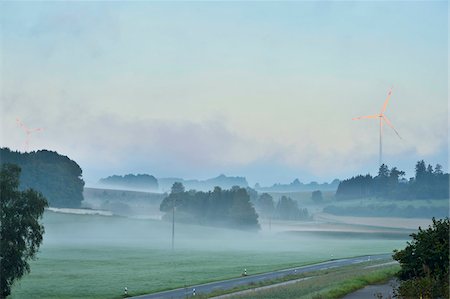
(16, 118), (43, 152)
(352, 88), (401, 167)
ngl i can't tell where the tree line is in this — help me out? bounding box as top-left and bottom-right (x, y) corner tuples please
(255, 178), (340, 192)
(160, 183), (311, 230)
(160, 183), (260, 230)
(255, 193), (310, 221)
(0, 148), (85, 207)
(335, 160), (449, 200)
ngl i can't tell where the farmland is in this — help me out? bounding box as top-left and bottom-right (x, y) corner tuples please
(10, 210), (411, 298)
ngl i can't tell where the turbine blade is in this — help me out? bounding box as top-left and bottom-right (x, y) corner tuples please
(352, 114), (379, 120)
(382, 115), (402, 139)
(381, 87), (393, 113)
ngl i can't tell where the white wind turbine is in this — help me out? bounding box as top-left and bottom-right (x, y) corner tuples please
(352, 88), (401, 167)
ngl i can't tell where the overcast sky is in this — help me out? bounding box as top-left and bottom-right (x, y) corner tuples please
(1, 1), (448, 186)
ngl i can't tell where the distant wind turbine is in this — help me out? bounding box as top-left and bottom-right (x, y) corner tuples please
(16, 117), (43, 152)
(352, 88), (401, 167)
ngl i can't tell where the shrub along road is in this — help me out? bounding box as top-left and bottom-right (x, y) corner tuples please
(130, 254), (392, 299)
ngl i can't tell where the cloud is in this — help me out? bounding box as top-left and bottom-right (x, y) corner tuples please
(1, 1), (447, 184)
(32, 114), (264, 174)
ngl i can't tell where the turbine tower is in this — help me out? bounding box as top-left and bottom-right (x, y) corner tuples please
(16, 118), (43, 152)
(352, 88), (401, 167)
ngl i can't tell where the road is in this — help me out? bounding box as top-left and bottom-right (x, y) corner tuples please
(130, 253), (392, 299)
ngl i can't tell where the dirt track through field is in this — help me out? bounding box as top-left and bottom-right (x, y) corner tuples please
(341, 278), (398, 299)
(210, 277), (313, 299)
(314, 213), (432, 229)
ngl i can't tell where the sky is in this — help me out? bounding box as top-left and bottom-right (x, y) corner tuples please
(1, 1), (448, 187)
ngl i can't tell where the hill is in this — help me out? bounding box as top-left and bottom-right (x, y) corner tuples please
(255, 178), (340, 192)
(98, 174), (158, 191)
(158, 174), (248, 192)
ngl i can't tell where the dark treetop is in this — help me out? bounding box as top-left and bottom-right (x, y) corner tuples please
(0, 148), (84, 208)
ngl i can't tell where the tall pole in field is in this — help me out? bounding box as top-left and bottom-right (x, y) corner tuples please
(171, 205), (175, 250)
(169, 182), (183, 251)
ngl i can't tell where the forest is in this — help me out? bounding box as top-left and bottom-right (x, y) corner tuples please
(159, 183), (311, 230)
(335, 160), (449, 200)
(160, 183), (260, 230)
(255, 192), (310, 221)
(0, 148), (84, 208)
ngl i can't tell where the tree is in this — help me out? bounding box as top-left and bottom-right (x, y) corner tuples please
(229, 188), (259, 229)
(171, 182), (185, 194)
(393, 218), (449, 298)
(373, 164), (390, 197)
(415, 160), (427, 180)
(426, 164), (434, 177)
(245, 187), (258, 202)
(386, 167), (405, 198)
(434, 164), (443, 175)
(257, 193), (275, 218)
(388, 167), (405, 183)
(0, 164), (48, 298)
(413, 160), (434, 199)
(160, 182), (186, 212)
(275, 196), (309, 220)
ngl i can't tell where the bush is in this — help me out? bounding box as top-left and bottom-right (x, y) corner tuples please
(393, 218), (449, 298)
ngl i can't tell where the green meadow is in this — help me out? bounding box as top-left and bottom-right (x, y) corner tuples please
(10, 211), (410, 299)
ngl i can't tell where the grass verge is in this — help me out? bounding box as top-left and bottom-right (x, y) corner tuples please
(197, 261), (399, 299)
(312, 266), (399, 299)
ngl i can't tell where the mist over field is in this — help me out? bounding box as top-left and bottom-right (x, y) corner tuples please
(1, 1), (448, 298)
(41, 210), (411, 252)
(2, 141), (448, 299)
(6, 207), (413, 298)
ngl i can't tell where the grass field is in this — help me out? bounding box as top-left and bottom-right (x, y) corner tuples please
(10, 211), (410, 299)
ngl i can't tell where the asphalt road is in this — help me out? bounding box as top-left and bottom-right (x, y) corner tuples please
(130, 253), (392, 299)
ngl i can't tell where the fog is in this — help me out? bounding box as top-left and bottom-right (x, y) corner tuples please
(68, 187), (428, 253)
(36, 185), (432, 272)
(82, 187), (165, 219)
(41, 208), (411, 256)
(26, 192), (418, 298)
